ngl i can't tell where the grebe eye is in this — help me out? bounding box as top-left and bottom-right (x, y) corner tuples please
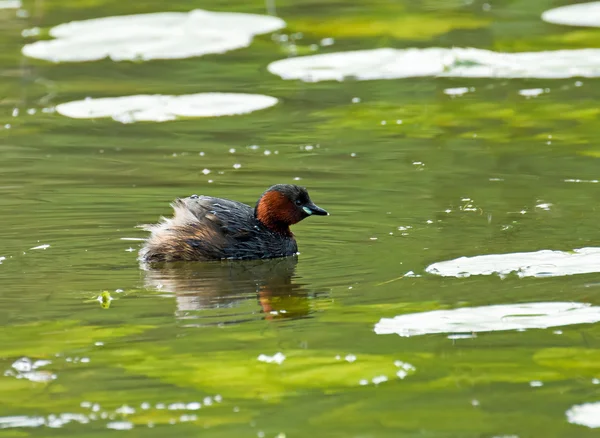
(295, 199), (302, 206)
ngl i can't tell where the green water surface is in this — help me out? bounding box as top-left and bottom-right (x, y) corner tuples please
(2, 0), (600, 436)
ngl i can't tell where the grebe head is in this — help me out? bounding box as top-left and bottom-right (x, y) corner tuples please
(255, 184), (328, 233)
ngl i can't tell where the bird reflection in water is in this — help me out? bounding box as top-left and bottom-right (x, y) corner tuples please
(141, 256), (312, 324)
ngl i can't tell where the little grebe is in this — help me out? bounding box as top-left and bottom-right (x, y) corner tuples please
(139, 184), (328, 263)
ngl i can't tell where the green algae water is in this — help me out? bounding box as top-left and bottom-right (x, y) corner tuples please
(2, 0), (600, 436)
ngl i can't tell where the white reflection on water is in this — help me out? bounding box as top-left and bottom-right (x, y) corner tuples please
(106, 421), (133, 430)
(443, 87), (471, 96)
(4, 357), (56, 382)
(30, 244), (50, 250)
(518, 88), (546, 98)
(0, 396), (223, 430)
(0, 0), (20, 8)
(257, 352), (286, 364)
(542, 2), (600, 28)
(357, 360), (416, 385)
(0, 413), (88, 429)
(566, 402), (600, 428)
(374, 302), (600, 337)
(268, 48), (600, 82)
(22, 9), (285, 63)
(425, 247), (600, 278)
(55, 93), (278, 124)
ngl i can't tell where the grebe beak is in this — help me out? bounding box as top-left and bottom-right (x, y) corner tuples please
(303, 203), (329, 216)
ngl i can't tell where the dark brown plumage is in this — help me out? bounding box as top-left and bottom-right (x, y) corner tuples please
(139, 184), (328, 263)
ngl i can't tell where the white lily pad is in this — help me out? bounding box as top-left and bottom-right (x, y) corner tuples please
(374, 302), (600, 337)
(55, 93), (278, 123)
(542, 2), (600, 28)
(566, 402), (600, 428)
(425, 247), (600, 278)
(22, 9), (285, 62)
(267, 47), (600, 82)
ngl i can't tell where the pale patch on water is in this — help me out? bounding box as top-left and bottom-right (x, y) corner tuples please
(5, 357), (56, 382)
(257, 352), (286, 364)
(0, 0), (20, 8)
(566, 402), (600, 428)
(268, 48), (600, 82)
(55, 93), (278, 123)
(542, 2), (600, 28)
(0, 416), (45, 428)
(22, 9), (285, 62)
(114, 405), (135, 415)
(374, 302), (600, 337)
(12, 358), (52, 372)
(106, 421), (133, 430)
(358, 360), (415, 385)
(30, 244), (50, 250)
(394, 360), (416, 379)
(518, 88), (546, 98)
(403, 271), (421, 278)
(371, 375), (388, 385)
(0, 396), (223, 430)
(564, 178), (599, 183)
(22, 27), (40, 37)
(0, 413), (89, 429)
(345, 354), (357, 363)
(447, 333), (477, 339)
(425, 247), (600, 278)
(444, 87), (471, 96)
